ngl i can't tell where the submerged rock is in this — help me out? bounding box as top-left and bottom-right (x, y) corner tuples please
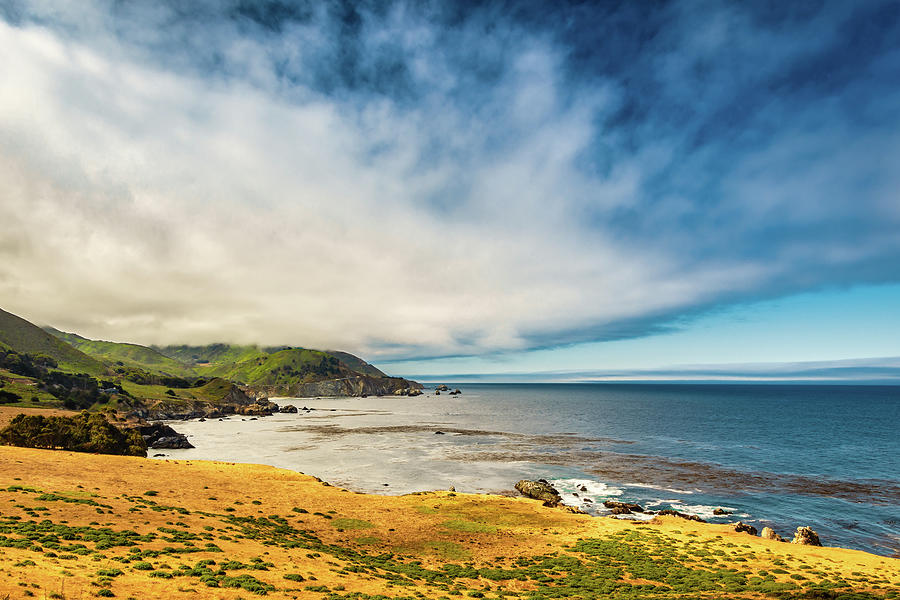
(734, 521), (758, 535)
(515, 479), (562, 506)
(761, 527), (785, 542)
(792, 526), (822, 546)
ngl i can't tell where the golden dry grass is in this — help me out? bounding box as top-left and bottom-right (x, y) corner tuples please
(0, 445), (896, 600)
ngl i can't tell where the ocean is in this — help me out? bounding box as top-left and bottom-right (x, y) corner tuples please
(154, 383), (900, 557)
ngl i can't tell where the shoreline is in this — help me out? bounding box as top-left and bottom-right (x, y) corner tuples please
(148, 404), (900, 558)
(0, 445), (897, 599)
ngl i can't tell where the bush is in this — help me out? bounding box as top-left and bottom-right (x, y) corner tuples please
(0, 390), (21, 404)
(0, 412), (147, 456)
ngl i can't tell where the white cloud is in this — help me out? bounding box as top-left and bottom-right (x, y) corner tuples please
(1, 2), (898, 362)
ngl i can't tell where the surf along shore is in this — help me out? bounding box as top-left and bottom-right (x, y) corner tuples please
(1, 446), (897, 600)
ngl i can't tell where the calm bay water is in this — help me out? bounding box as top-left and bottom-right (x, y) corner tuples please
(156, 383), (900, 556)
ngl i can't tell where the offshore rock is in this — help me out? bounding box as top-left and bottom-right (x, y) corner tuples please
(713, 508), (730, 515)
(279, 404), (299, 413)
(761, 527), (785, 542)
(603, 500), (644, 513)
(734, 521), (758, 535)
(792, 526), (822, 546)
(515, 479), (562, 506)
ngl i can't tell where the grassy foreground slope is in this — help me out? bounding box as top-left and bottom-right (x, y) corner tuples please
(0, 309), (105, 375)
(0, 447), (897, 600)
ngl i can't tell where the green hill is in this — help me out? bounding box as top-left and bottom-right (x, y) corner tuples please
(200, 348), (349, 385)
(153, 343), (268, 368)
(45, 328), (195, 378)
(0, 308), (106, 375)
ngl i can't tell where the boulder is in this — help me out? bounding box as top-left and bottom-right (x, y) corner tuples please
(515, 479), (562, 506)
(760, 527), (785, 542)
(713, 508), (730, 515)
(279, 404), (299, 413)
(603, 500), (644, 513)
(792, 526), (822, 546)
(436, 384), (450, 391)
(408, 389), (423, 397)
(734, 521), (758, 536)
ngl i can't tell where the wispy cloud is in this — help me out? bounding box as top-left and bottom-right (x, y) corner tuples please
(407, 357), (900, 384)
(1, 1), (899, 359)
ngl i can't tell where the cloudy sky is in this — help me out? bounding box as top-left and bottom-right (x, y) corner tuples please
(2, 0), (899, 380)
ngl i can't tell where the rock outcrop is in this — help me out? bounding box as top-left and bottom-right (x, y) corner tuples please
(713, 508), (730, 515)
(248, 375), (422, 399)
(734, 521), (758, 535)
(515, 479), (562, 506)
(603, 500), (644, 513)
(656, 509), (706, 523)
(761, 527), (785, 541)
(136, 423), (194, 449)
(792, 526), (822, 546)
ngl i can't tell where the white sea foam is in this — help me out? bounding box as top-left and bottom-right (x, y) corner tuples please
(622, 482), (699, 495)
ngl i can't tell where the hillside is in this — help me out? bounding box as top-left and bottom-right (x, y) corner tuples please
(153, 343), (270, 368)
(327, 349), (387, 377)
(200, 348), (346, 385)
(1, 308), (419, 412)
(0, 308), (106, 375)
(154, 343), (418, 396)
(46, 328), (196, 377)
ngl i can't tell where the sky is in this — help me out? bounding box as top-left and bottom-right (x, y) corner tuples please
(1, 1), (899, 381)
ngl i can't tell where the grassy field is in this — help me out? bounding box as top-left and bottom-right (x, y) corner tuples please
(119, 378), (242, 404)
(0, 369), (61, 407)
(0, 446), (897, 600)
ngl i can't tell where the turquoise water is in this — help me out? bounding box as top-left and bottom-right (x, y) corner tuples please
(158, 383), (900, 556)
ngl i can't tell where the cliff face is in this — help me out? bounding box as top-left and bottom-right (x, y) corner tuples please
(245, 375), (421, 399)
(130, 382), (255, 420)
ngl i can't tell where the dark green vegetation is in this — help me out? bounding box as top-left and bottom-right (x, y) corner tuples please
(0, 345), (125, 409)
(1, 484), (895, 600)
(0, 412), (146, 456)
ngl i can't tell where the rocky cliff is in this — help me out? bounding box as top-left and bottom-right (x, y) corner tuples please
(245, 375), (421, 399)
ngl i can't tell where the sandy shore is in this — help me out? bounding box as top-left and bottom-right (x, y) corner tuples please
(0, 445), (897, 599)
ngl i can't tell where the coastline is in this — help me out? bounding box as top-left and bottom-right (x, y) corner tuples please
(143, 387), (900, 558)
(1, 445), (898, 599)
